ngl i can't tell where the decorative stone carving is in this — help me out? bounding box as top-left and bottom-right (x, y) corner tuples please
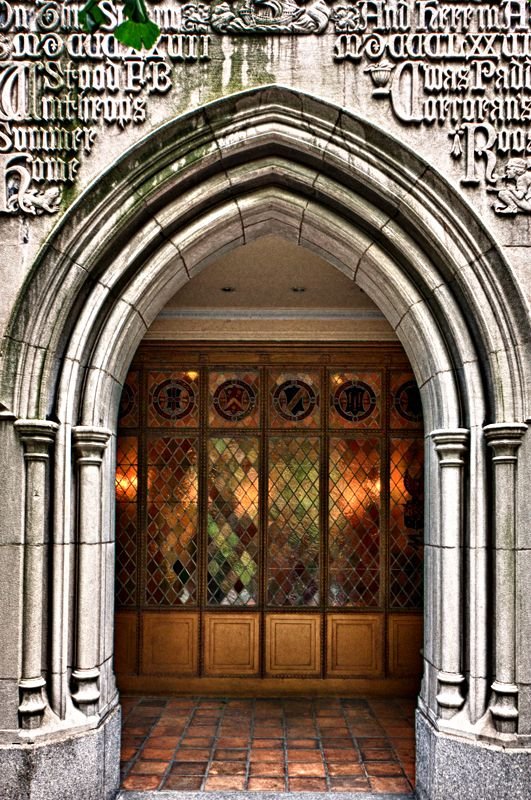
(431, 429), (468, 720)
(484, 422), (527, 734)
(72, 426), (112, 716)
(211, 0), (331, 34)
(14, 419), (59, 730)
(493, 158), (531, 215)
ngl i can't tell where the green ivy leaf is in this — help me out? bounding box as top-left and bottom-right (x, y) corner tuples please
(114, 19), (160, 50)
(80, 0), (161, 50)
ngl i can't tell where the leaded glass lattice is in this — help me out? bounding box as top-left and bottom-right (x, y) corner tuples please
(390, 371), (423, 430)
(389, 438), (424, 608)
(330, 371), (381, 429)
(115, 436), (138, 607)
(145, 436), (198, 605)
(147, 370), (199, 428)
(118, 371), (139, 428)
(207, 437), (260, 605)
(209, 371), (260, 428)
(329, 438), (381, 606)
(267, 437), (320, 606)
(269, 371), (320, 428)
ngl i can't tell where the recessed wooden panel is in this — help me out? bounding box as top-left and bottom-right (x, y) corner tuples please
(387, 613), (423, 677)
(114, 610), (138, 674)
(327, 614), (383, 677)
(203, 613), (259, 676)
(266, 614), (321, 676)
(141, 612), (198, 675)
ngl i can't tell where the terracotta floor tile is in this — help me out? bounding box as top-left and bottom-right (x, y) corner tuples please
(120, 746), (138, 760)
(130, 760), (168, 776)
(161, 775), (203, 790)
(180, 737), (214, 747)
(208, 760), (247, 775)
(327, 762), (365, 776)
(217, 737), (249, 747)
(122, 775), (162, 790)
(329, 776), (371, 791)
(287, 749), (324, 762)
(168, 762), (207, 776)
(213, 748), (248, 760)
(362, 748), (397, 761)
(289, 777), (327, 790)
(250, 762), (285, 777)
(204, 776), (247, 790)
(365, 762), (405, 777)
(248, 777), (286, 790)
(287, 738), (319, 748)
(250, 749), (285, 761)
(358, 737), (390, 747)
(324, 749), (361, 762)
(140, 747), (175, 760)
(252, 738), (283, 748)
(369, 776), (412, 792)
(173, 748), (210, 760)
(145, 735), (181, 747)
(288, 762), (326, 777)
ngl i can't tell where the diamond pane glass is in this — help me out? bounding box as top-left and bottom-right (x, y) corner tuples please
(209, 371), (260, 428)
(269, 371), (320, 428)
(329, 438), (381, 607)
(146, 436), (198, 605)
(115, 435), (138, 607)
(329, 371), (381, 429)
(147, 370), (199, 428)
(267, 437), (320, 606)
(390, 438), (424, 609)
(390, 371), (423, 430)
(118, 370), (139, 428)
(207, 437), (260, 605)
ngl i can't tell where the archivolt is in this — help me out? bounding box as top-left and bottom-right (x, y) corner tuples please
(1, 85), (528, 428)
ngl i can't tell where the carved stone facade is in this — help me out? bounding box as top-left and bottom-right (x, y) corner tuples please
(0, 2), (530, 799)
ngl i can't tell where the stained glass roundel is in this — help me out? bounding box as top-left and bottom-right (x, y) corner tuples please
(153, 378), (196, 421)
(333, 380), (377, 422)
(118, 382), (134, 421)
(272, 379), (317, 422)
(393, 380), (423, 423)
(213, 379), (257, 422)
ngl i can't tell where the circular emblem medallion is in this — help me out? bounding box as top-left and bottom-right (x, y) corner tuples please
(213, 379), (257, 422)
(118, 382), (134, 421)
(153, 378), (195, 420)
(333, 380), (377, 422)
(393, 380), (422, 422)
(273, 379), (317, 422)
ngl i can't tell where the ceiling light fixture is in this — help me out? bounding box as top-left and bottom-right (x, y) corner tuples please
(221, 286), (236, 292)
(291, 287), (306, 292)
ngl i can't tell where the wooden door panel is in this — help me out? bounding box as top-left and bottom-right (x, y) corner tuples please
(265, 614), (321, 677)
(115, 610), (138, 675)
(387, 613), (423, 676)
(141, 611), (198, 675)
(327, 613), (383, 677)
(203, 613), (260, 676)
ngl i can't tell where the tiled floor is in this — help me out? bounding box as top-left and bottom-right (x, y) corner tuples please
(120, 696), (415, 794)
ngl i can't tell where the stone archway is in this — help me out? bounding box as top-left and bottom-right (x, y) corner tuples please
(0, 86), (529, 800)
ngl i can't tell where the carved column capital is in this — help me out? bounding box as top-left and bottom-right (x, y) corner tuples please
(431, 428), (469, 465)
(15, 419), (59, 460)
(484, 423), (527, 462)
(72, 426), (112, 463)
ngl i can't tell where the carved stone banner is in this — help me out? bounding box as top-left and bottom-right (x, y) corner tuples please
(0, 0), (530, 216)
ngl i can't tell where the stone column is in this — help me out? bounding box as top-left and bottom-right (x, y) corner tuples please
(14, 420), (58, 729)
(431, 429), (468, 719)
(72, 426), (111, 716)
(484, 422), (527, 734)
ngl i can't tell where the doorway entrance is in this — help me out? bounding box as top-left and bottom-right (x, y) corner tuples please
(114, 342), (423, 694)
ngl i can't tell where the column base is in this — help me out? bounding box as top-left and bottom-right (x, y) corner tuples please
(0, 705), (120, 800)
(416, 709), (531, 800)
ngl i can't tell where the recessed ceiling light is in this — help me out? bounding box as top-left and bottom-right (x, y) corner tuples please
(291, 287), (306, 293)
(221, 286), (236, 292)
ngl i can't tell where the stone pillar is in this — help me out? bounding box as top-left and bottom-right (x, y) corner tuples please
(72, 426), (111, 716)
(14, 420), (58, 730)
(484, 422), (527, 734)
(431, 429), (468, 719)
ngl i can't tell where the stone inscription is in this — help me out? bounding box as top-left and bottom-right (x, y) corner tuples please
(0, 1), (530, 216)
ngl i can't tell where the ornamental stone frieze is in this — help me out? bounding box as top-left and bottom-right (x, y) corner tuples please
(0, 0), (531, 217)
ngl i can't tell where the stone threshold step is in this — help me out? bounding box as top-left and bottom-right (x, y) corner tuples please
(118, 793), (415, 800)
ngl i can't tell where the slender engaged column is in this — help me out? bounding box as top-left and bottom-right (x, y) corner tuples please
(72, 426), (111, 716)
(484, 422), (527, 734)
(14, 420), (58, 729)
(431, 429), (468, 719)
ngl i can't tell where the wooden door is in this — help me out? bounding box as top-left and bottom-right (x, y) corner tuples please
(114, 343), (424, 694)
